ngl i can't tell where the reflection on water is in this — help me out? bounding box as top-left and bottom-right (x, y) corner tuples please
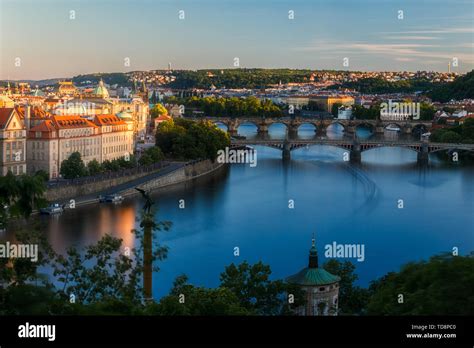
(3, 142), (473, 300)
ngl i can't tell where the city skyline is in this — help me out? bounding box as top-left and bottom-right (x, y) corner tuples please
(1, 0), (473, 80)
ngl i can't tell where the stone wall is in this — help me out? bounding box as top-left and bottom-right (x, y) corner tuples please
(121, 160), (223, 196)
(45, 160), (223, 202)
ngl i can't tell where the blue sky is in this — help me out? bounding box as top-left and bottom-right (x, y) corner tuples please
(1, 0), (473, 79)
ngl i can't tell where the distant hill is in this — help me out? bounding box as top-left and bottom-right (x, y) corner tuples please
(0, 78), (66, 87)
(429, 70), (474, 102)
(72, 73), (130, 86)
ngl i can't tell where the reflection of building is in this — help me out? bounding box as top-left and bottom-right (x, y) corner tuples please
(0, 108), (27, 175)
(287, 238), (341, 316)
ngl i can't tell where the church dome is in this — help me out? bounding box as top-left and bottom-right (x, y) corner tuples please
(94, 79), (109, 98)
(116, 110), (133, 119)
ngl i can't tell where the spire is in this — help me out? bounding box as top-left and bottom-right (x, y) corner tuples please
(308, 234), (318, 268)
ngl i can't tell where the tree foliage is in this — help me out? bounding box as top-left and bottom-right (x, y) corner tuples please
(155, 118), (230, 161)
(367, 254), (474, 315)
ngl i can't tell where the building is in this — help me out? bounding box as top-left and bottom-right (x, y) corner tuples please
(309, 95), (355, 112)
(93, 114), (134, 162)
(0, 108), (27, 175)
(338, 106), (353, 120)
(58, 81), (78, 96)
(27, 115), (100, 178)
(27, 114), (134, 178)
(286, 238), (341, 316)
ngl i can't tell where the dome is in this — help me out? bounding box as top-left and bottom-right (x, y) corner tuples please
(94, 79), (109, 98)
(116, 110), (133, 119)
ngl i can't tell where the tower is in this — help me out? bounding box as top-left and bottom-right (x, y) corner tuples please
(286, 237), (341, 316)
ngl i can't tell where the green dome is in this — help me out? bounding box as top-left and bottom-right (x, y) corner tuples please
(94, 79), (109, 98)
(117, 111), (133, 119)
(286, 237), (340, 286)
(286, 267), (340, 286)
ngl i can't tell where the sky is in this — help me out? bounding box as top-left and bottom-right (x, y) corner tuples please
(0, 0), (473, 80)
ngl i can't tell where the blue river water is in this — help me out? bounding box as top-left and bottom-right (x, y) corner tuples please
(4, 124), (473, 299)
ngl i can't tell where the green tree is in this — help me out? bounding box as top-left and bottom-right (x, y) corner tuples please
(323, 259), (369, 315)
(419, 102), (436, 121)
(139, 147), (164, 166)
(150, 103), (168, 119)
(87, 159), (102, 176)
(367, 253), (474, 315)
(440, 130), (462, 143)
(150, 275), (250, 315)
(219, 261), (305, 315)
(60, 152), (87, 179)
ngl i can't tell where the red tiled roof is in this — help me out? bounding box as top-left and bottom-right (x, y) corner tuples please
(0, 108), (14, 129)
(51, 115), (98, 129)
(93, 114), (126, 126)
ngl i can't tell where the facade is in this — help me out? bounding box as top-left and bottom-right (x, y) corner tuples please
(27, 116), (100, 178)
(310, 95), (355, 112)
(338, 106), (353, 120)
(26, 114), (134, 178)
(93, 114), (134, 162)
(0, 108), (27, 176)
(287, 239), (341, 316)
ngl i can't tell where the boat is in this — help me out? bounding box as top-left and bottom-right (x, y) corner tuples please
(421, 132), (431, 137)
(40, 203), (64, 215)
(99, 194), (124, 203)
(386, 125), (401, 132)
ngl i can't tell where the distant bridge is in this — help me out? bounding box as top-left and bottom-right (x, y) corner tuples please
(189, 116), (433, 135)
(230, 137), (474, 164)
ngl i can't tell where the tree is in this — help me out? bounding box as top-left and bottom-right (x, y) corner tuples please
(323, 259), (369, 315)
(419, 102), (435, 121)
(331, 103), (342, 118)
(139, 147), (164, 166)
(150, 103), (168, 119)
(87, 159), (102, 176)
(367, 254), (474, 315)
(219, 261), (305, 315)
(155, 119), (230, 161)
(440, 130), (462, 143)
(150, 275), (250, 315)
(60, 152), (87, 179)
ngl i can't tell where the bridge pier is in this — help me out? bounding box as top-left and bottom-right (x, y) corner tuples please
(257, 124), (269, 137)
(282, 140), (291, 161)
(417, 143), (429, 165)
(346, 125), (356, 134)
(350, 140), (361, 164)
(375, 126), (385, 134)
(288, 124), (298, 139)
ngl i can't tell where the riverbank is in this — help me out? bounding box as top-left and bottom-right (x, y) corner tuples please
(44, 159), (226, 208)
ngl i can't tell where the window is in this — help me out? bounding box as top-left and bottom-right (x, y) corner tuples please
(319, 287), (326, 292)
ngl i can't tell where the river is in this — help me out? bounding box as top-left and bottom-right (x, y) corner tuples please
(2, 124), (473, 299)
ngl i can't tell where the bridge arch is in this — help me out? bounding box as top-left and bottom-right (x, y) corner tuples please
(360, 144), (420, 153)
(355, 122), (375, 132)
(237, 122), (258, 135)
(214, 121), (229, 132)
(384, 123), (403, 131)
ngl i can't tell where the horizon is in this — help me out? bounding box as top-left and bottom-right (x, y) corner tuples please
(0, 67), (470, 83)
(1, 0), (473, 80)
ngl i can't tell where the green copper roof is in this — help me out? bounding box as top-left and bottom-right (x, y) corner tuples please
(286, 267), (341, 286)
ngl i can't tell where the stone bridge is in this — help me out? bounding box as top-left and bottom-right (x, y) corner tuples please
(189, 116), (433, 135)
(230, 138), (474, 165)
